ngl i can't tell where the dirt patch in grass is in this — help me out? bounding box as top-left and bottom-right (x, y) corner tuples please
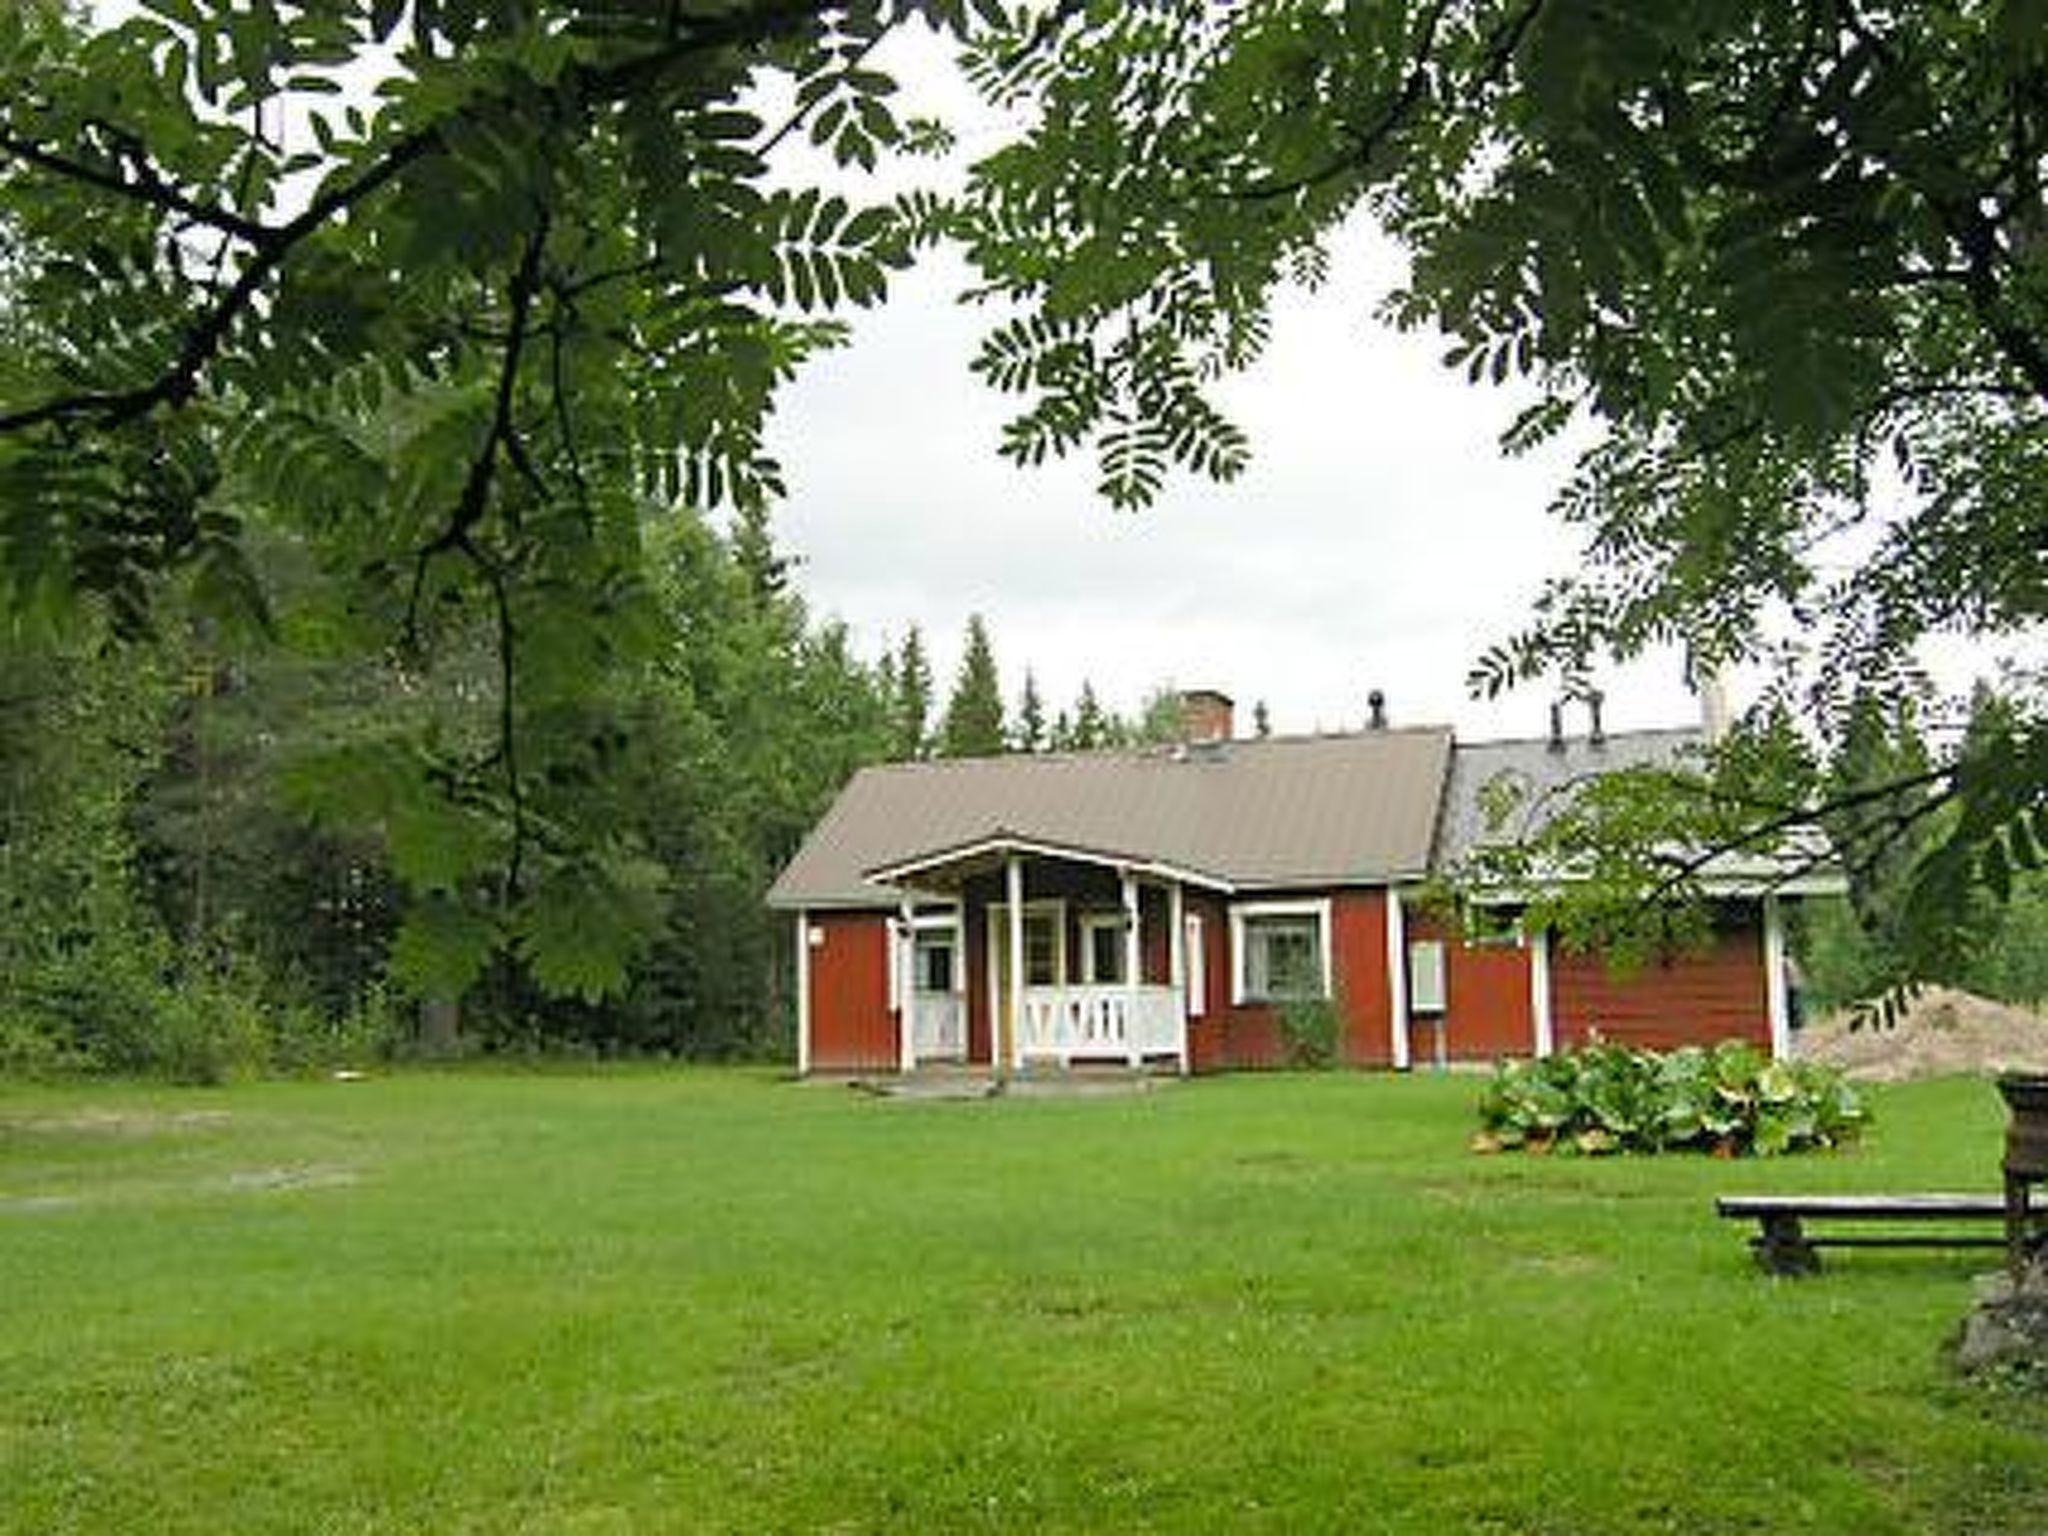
(0, 1194), (83, 1215)
(1795, 988), (2048, 1082)
(0, 1108), (232, 1138)
(214, 1164), (358, 1194)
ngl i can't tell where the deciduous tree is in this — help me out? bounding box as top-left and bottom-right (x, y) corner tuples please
(958, 0), (2048, 973)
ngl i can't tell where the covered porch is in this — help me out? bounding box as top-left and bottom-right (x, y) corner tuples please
(871, 833), (1228, 1075)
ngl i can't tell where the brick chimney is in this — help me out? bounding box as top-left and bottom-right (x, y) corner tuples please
(1179, 689), (1235, 743)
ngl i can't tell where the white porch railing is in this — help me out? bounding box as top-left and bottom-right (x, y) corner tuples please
(1019, 984), (1181, 1063)
(912, 993), (966, 1059)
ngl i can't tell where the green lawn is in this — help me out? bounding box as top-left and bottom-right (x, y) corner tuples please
(2, 1070), (2044, 1534)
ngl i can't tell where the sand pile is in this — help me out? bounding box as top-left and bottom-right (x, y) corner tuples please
(1794, 986), (2048, 1082)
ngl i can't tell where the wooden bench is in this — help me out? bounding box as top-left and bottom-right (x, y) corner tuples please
(1715, 1193), (2023, 1276)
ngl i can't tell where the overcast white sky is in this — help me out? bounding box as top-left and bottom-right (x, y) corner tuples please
(762, 32), (1701, 743)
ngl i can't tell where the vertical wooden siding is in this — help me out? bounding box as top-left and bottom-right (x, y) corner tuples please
(1185, 889), (1396, 1071)
(1550, 912), (1770, 1051)
(1333, 891), (1394, 1066)
(1406, 913), (1537, 1062)
(807, 911), (897, 1071)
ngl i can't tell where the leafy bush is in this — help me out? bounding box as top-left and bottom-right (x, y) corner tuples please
(1473, 1040), (1867, 1157)
(270, 982), (402, 1075)
(1278, 999), (1340, 1068)
(146, 974), (273, 1085)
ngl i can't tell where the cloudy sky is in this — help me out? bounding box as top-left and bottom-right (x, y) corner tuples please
(762, 34), (1700, 744)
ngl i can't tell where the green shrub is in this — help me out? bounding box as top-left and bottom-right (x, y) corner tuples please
(1278, 998), (1340, 1068)
(270, 982), (402, 1075)
(0, 1010), (94, 1078)
(1473, 1039), (1867, 1156)
(148, 975), (272, 1085)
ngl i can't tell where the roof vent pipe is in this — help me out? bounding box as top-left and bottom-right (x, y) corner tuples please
(1547, 700), (1566, 752)
(1587, 688), (1606, 746)
(1699, 669), (1732, 744)
(1367, 689), (1387, 730)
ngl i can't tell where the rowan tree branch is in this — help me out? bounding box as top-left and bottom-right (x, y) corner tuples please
(0, 0), (833, 439)
(0, 125), (273, 246)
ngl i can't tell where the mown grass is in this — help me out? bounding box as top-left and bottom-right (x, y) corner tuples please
(2, 1069), (2044, 1534)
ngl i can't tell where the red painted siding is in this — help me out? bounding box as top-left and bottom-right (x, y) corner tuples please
(965, 901), (992, 1066)
(1187, 890), (1397, 1071)
(807, 912), (897, 1071)
(1184, 893), (1237, 1072)
(1334, 891), (1394, 1066)
(1551, 908), (1770, 1052)
(1406, 914), (1537, 1062)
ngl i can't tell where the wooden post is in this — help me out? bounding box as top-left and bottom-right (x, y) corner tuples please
(1529, 922), (1554, 1058)
(1122, 870), (1142, 1067)
(1005, 854), (1025, 1080)
(1168, 881), (1188, 1076)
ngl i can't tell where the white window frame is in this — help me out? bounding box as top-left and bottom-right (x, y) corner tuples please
(985, 899), (1068, 1028)
(914, 930), (957, 995)
(1078, 911), (1128, 984)
(1407, 939), (1447, 1015)
(1229, 898), (1332, 1005)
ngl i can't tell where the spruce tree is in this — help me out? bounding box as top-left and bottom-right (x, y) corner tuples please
(1014, 670), (1047, 753)
(1071, 682), (1111, 751)
(893, 627), (933, 760)
(940, 615), (1006, 757)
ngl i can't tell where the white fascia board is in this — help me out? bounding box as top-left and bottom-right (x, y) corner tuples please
(868, 835), (1235, 894)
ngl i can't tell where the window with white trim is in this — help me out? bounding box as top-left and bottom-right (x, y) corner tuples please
(915, 934), (955, 994)
(1407, 939), (1447, 1015)
(1232, 902), (1330, 1003)
(1022, 912), (1059, 986)
(1080, 913), (1126, 984)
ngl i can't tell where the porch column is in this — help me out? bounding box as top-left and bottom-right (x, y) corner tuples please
(1386, 886), (1412, 1070)
(1168, 881), (1188, 1076)
(1763, 894), (1790, 1061)
(1121, 869), (1141, 1067)
(1006, 854), (1025, 1077)
(1529, 922), (1555, 1058)
(898, 899), (917, 1074)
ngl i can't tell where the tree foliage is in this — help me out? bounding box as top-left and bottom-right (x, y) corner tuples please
(888, 624), (935, 759)
(0, 0), (982, 1002)
(957, 0), (2048, 976)
(939, 611), (1005, 756)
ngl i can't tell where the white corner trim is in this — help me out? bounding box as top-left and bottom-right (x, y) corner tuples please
(1529, 922), (1554, 1058)
(1386, 888), (1411, 1070)
(1763, 893), (1790, 1061)
(794, 909), (812, 1076)
(1228, 897), (1334, 1005)
(1168, 882), (1189, 1075)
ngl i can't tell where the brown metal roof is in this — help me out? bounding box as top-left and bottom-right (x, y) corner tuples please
(767, 728), (1453, 909)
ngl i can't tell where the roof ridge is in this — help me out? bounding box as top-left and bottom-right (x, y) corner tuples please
(1454, 725), (1704, 752)
(849, 725), (1457, 777)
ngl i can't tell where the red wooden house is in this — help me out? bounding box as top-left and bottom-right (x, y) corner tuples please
(767, 694), (1833, 1076)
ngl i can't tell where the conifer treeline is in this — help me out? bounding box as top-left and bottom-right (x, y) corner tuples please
(0, 514), (1224, 1074)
